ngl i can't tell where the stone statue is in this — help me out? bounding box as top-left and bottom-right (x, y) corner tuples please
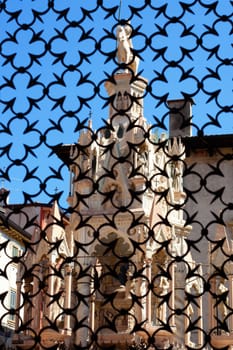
(217, 279), (228, 322)
(116, 24), (139, 74)
(171, 160), (183, 192)
(156, 276), (170, 323)
(152, 274), (170, 325)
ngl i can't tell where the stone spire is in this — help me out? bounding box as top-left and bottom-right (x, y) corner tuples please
(104, 23), (147, 124)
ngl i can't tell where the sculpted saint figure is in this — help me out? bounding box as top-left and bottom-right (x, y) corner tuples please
(157, 275), (170, 323)
(217, 279), (228, 322)
(116, 23), (139, 74)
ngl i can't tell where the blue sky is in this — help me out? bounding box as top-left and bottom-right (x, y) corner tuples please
(0, 0), (232, 207)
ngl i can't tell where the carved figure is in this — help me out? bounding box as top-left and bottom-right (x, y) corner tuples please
(116, 92), (123, 110)
(185, 273), (203, 317)
(156, 276), (170, 323)
(116, 24), (139, 74)
(104, 309), (114, 322)
(172, 161), (183, 192)
(217, 279), (228, 321)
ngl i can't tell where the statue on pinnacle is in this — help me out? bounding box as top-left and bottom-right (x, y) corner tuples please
(116, 23), (139, 74)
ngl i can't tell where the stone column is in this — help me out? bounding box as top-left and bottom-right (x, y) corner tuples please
(146, 259), (152, 324)
(140, 276), (147, 323)
(48, 265), (55, 321)
(89, 265), (97, 333)
(158, 275), (169, 324)
(170, 262), (176, 327)
(139, 257), (149, 324)
(64, 265), (72, 332)
(75, 275), (91, 346)
(184, 312), (189, 345)
(209, 276), (217, 331)
(174, 264), (186, 348)
(15, 271), (22, 331)
(197, 291), (203, 346)
(229, 274), (233, 333)
(23, 281), (33, 335)
(32, 267), (40, 331)
(135, 276), (142, 323)
(90, 294), (95, 332)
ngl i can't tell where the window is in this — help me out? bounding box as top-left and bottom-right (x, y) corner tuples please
(9, 290), (16, 321)
(92, 153), (97, 176)
(117, 124), (124, 138)
(12, 245), (19, 258)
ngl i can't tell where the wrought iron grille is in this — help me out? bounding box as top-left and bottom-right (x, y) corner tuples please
(0, 1), (233, 349)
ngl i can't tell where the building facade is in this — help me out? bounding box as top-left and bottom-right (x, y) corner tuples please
(11, 24), (233, 350)
(0, 202), (31, 349)
(9, 202), (71, 349)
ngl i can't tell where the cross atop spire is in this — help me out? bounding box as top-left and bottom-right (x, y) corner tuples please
(118, 0), (122, 20)
(88, 110), (93, 129)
